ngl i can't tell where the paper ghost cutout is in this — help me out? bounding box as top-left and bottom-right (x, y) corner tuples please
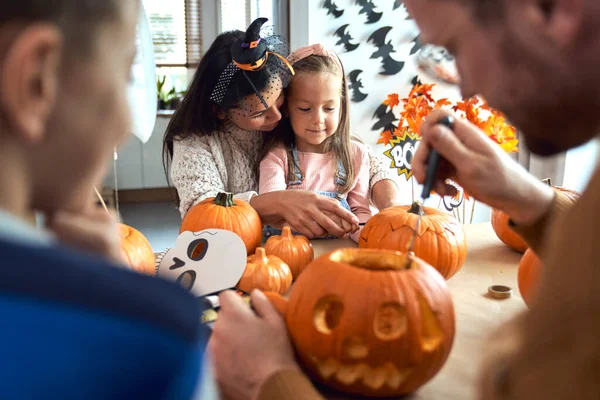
(442, 180), (465, 211)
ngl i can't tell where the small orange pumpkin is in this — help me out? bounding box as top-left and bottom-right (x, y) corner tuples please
(264, 226), (314, 280)
(491, 179), (581, 253)
(518, 248), (543, 307)
(180, 192), (262, 255)
(490, 209), (528, 253)
(119, 223), (155, 275)
(266, 248), (455, 397)
(237, 248), (292, 295)
(359, 202), (467, 279)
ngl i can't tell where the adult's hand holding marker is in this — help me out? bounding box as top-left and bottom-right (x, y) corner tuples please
(411, 109), (555, 226)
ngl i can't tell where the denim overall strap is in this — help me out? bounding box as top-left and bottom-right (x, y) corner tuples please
(287, 147), (304, 187)
(335, 159), (347, 187)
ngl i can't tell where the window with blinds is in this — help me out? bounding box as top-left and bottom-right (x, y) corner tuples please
(220, 0), (277, 33)
(142, 0), (202, 67)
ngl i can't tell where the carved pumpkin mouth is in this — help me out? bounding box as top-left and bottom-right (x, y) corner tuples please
(329, 248), (415, 270)
(309, 356), (414, 391)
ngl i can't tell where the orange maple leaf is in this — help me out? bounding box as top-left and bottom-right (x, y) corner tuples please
(436, 98), (452, 107)
(378, 130), (394, 145)
(383, 93), (400, 108)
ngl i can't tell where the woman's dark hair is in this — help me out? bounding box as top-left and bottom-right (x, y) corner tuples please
(162, 29), (273, 206)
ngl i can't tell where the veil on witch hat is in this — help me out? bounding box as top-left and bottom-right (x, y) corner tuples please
(209, 17), (295, 114)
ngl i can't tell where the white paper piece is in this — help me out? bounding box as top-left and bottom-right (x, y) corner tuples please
(157, 230), (247, 297)
(128, 2), (157, 144)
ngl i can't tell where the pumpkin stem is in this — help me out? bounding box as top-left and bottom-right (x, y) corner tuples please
(408, 201), (424, 215)
(255, 247), (268, 263)
(282, 226), (293, 239)
(542, 178), (552, 187)
(214, 192), (236, 207)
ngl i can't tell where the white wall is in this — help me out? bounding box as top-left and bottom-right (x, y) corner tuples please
(563, 138), (600, 192)
(102, 117), (170, 190)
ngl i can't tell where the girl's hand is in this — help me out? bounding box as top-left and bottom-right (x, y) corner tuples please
(251, 191), (359, 239)
(46, 207), (127, 266)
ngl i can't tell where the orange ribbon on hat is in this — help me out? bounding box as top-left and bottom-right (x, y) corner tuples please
(233, 51), (295, 75)
(287, 44), (344, 72)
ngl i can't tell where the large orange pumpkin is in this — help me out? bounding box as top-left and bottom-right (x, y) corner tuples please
(237, 248), (292, 295)
(264, 226), (314, 280)
(518, 248), (543, 307)
(119, 223), (155, 275)
(491, 179), (581, 253)
(358, 202), (467, 279)
(180, 192), (262, 255)
(266, 248), (455, 397)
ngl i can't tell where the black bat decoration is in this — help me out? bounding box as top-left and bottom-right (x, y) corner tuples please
(356, 0), (383, 24)
(334, 24), (360, 52)
(411, 75), (423, 86)
(323, 0), (344, 18)
(348, 70), (368, 102)
(394, 0), (413, 19)
(372, 103), (398, 132)
(410, 34), (423, 55)
(368, 27), (405, 75)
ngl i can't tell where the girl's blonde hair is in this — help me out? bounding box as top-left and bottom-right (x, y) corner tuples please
(258, 53), (356, 194)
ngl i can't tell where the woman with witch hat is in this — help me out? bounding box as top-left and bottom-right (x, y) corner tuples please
(163, 18), (401, 240)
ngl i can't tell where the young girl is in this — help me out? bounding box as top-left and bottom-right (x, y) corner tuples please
(259, 44), (372, 242)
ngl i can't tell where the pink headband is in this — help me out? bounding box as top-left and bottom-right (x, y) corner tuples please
(287, 44), (344, 72)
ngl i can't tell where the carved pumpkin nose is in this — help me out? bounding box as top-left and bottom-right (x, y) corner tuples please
(343, 335), (369, 359)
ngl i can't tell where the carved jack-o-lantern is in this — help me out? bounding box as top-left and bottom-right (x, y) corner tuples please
(266, 248), (456, 397)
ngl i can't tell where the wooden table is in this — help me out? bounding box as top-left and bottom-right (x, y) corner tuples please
(309, 223), (526, 400)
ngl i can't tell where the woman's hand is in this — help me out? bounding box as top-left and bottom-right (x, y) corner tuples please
(412, 109), (555, 225)
(46, 207), (126, 266)
(209, 290), (300, 400)
(251, 191), (359, 239)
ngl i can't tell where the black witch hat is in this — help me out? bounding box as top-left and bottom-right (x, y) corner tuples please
(210, 18), (294, 109)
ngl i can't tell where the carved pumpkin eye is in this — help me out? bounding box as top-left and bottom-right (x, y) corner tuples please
(313, 296), (344, 334)
(374, 303), (408, 341)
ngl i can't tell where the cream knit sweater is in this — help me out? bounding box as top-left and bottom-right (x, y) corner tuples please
(170, 120), (394, 217)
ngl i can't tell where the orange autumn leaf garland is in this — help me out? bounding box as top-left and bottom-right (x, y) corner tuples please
(382, 93), (400, 108)
(377, 129), (394, 145)
(378, 83), (519, 154)
(395, 83), (451, 136)
(452, 96), (519, 153)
